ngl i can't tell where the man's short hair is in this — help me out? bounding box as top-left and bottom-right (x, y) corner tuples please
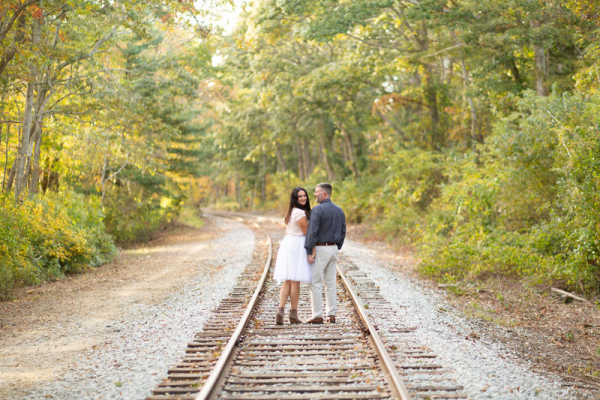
(317, 183), (332, 197)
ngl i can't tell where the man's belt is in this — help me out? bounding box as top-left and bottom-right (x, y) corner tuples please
(316, 242), (336, 246)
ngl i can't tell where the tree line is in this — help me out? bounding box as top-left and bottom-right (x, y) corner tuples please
(0, 0), (221, 297)
(2, 0), (600, 297)
(207, 0), (600, 294)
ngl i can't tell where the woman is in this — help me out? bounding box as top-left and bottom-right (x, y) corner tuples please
(273, 187), (314, 325)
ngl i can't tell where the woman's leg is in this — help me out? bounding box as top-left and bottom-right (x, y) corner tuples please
(276, 281), (291, 325)
(279, 280), (291, 308)
(289, 281), (302, 324)
(290, 281), (300, 310)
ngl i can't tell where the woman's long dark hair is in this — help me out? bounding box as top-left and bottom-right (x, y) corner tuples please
(284, 187), (311, 225)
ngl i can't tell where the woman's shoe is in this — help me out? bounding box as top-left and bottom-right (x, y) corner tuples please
(276, 307), (284, 325)
(289, 309), (302, 324)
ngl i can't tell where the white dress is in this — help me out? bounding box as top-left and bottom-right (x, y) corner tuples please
(273, 208), (312, 284)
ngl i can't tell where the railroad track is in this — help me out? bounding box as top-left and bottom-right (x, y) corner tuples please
(147, 215), (466, 399)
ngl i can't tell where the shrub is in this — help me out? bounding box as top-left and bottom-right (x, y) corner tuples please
(335, 175), (383, 224)
(418, 91), (600, 292)
(369, 148), (446, 243)
(103, 185), (181, 244)
(0, 191), (117, 299)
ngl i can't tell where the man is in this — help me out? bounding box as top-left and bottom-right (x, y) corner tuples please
(304, 183), (346, 324)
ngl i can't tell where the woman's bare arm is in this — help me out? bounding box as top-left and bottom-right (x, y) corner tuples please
(298, 216), (309, 235)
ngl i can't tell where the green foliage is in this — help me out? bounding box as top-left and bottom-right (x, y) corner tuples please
(335, 176), (380, 224)
(52, 191), (117, 268)
(418, 92), (600, 291)
(175, 206), (205, 229)
(103, 172), (183, 244)
(3, 0), (600, 299)
(0, 192), (116, 299)
(364, 149), (446, 243)
(316, 91), (600, 293)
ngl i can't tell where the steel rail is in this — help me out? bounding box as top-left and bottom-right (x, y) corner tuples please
(337, 265), (413, 400)
(195, 222), (273, 400)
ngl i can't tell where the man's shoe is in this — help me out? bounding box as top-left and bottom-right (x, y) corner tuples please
(306, 317), (324, 324)
(328, 316), (336, 324)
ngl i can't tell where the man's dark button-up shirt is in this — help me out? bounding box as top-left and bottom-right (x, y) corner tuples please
(304, 198), (346, 254)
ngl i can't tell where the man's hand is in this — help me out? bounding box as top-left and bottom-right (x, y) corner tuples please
(308, 255), (315, 264)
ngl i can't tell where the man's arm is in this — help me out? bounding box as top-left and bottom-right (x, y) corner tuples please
(338, 211), (346, 250)
(304, 208), (320, 255)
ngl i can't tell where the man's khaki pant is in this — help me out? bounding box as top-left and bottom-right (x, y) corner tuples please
(309, 246), (338, 318)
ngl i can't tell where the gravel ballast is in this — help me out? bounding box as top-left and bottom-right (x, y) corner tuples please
(341, 238), (592, 399)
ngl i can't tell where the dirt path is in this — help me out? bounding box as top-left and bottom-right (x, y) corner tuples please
(0, 216), (255, 399)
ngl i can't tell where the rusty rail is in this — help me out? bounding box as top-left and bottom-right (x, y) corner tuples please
(194, 222), (272, 400)
(338, 266), (412, 399)
(148, 212), (465, 399)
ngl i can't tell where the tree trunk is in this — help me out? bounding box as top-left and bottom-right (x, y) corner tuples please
(24, 131), (33, 189)
(260, 156), (266, 203)
(347, 135), (359, 178)
(458, 53), (479, 144)
(235, 176), (242, 208)
(294, 138), (303, 179)
(424, 64), (442, 149)
(14, 17), (41, 201)
(1, 124), (6, 190)
(442, 56), (453, 84)
(47, 161), (59, 191)
(531, 20), (548, 96)
(450, 31), (480, 145)
(101, 155), (109, 202)
(0, 13), (28, 79)
(301, 137), (310, 179)
(318, 130), (335, 181)
(340, 136), (348, 165)
(417, 22), (443, 149)
(5, 162), (16, 192)
(340, 127), (359, 178)
(14, 79), (36, 200)
(214, 183), (220, 202)
(40, 157), (50, 193)
(275, 142), (287, 172)
(26, 122), (40, 194)
(28, 76), (52, 196)
(43, 158), (60, 192)
(534, 45), (547, 95)
(509, 57), (523, 84)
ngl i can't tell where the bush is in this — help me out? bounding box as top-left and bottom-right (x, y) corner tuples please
(369, 148), (446, 243)
(418, 91), (600, 292)
(335, 174), (383, 224)
(103, 185), (182, 244)
(0, 191), (117, 299)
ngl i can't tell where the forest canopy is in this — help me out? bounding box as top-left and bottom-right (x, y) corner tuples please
(2, 0), (600, 298)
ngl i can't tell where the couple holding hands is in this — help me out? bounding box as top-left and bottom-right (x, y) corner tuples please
(273, 183), (346, 325)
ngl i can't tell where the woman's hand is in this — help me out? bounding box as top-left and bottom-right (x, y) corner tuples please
(308, 248), (316, 264)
